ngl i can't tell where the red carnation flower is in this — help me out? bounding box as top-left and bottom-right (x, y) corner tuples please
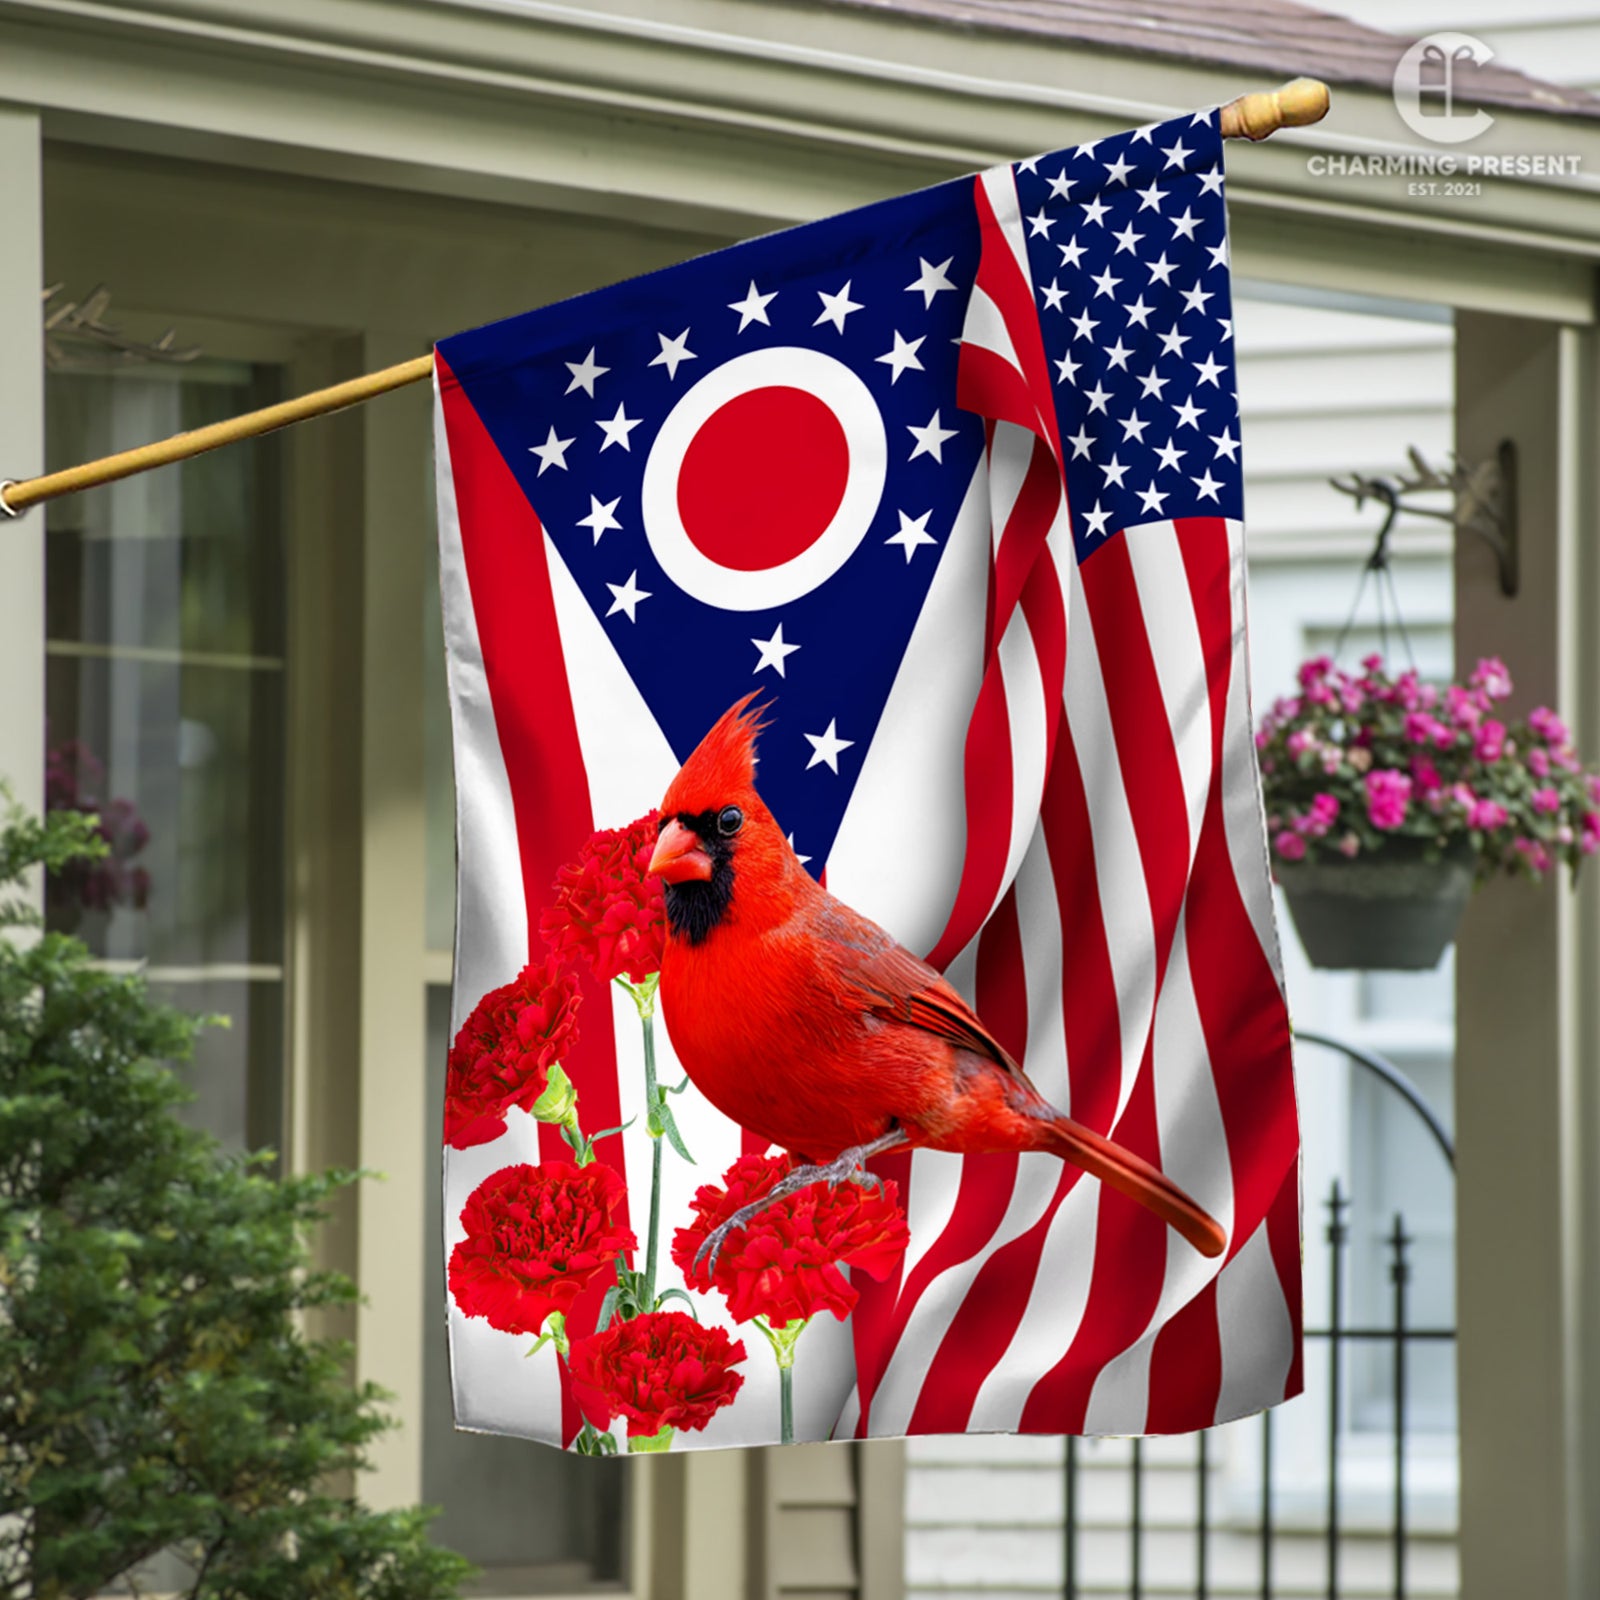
(569, 1310), (746, 1440)
(449, 1161), (635, 1336)
(541, 813), (666, 985)
(671, 1152), (910, 1326)
(444, 958), (581, 1149)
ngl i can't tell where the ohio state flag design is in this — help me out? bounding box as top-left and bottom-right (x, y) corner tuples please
(433, 107), (1301, 1454)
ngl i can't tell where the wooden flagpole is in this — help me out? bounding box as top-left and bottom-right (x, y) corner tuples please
(0, 78), (1328, 519)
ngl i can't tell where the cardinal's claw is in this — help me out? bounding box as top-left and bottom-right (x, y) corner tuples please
(691, 1128), (911, 1276)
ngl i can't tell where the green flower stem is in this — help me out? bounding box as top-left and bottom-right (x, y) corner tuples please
(621, 974), (667, 1307)
(755, 1316), (810, 1446)
(641, 1004), (662, 1307)
(628, 1425), (675, 1454)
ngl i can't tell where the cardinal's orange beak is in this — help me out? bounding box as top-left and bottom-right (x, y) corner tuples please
(649, 817), (714, 884)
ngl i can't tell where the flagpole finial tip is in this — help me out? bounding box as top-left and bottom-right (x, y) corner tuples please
(1220, 78), (1330, 141)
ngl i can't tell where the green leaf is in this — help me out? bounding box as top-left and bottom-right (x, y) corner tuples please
(653, 1097), (695, 1164)
(652, 1287), (700, 1319)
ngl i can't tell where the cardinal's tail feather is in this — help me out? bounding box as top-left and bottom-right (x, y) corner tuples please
(1042, 1115), (1228, 1260)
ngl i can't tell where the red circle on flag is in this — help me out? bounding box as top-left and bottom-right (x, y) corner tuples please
(675, 386), (850, 572)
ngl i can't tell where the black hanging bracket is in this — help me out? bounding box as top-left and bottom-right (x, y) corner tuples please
(1330, 441), (1518, 598)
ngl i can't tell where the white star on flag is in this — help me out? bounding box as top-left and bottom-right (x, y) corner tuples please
(1054, 350), (1082, 384)
(529, 426), (574, 475)
(1047, 171), (1076, 200)
(1211, 428), (1240, 461)
(1137, 482), (1168, 514)
(751, 623), (801, 676)
(1193, 352), (1225, 387)
(1081, 196), (1111, 227)
(1173, 396), (1204, 429)
(1155, 438), (1187, 471)
(605, 570), (651, 621)
(1068, 425), (1095, 459)
(1083, 501), (1112, 538)
(1091, 266), (1121, 299)
(1163, 138), (1193, 169)
(1137, 180), (1166, 212)
(729, 280), (777, 330)
(785, 833), (812, 866)
(650, 329), (696, 378)
(1041, 279), (1069, 311)
(815, 281), (864, 333)
(886, 509), (938, 561)
(906, 256), (957, 307)
(1101, 454), (1129, 488)
(577, 494), (622, 542)
(1102, 152), (1135, 186)
(907, 410), (958, 462)
(1192, 468), (1223, 501)
(1172, 209), (1201, 240)
(804, 719), (855, 773)
(1058, 237), (1088, 269)
(1113, 222), (1144, 255)
(596, 403), (642, 451)
(877, 331), (927, 383)
(564, 348), (608, 397)
(1027, 209), (1056, 238)
(1148, 253), (1178, 285)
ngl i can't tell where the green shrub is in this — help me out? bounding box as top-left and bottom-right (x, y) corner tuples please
(0, 799), (472, 1600)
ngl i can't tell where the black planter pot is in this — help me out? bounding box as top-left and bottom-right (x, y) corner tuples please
(1275, 838), (1477, 972)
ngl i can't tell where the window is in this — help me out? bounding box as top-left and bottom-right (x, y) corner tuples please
(44, 361), (288, 1158)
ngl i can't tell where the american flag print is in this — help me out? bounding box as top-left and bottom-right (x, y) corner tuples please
(433, 106), (1301, 1452)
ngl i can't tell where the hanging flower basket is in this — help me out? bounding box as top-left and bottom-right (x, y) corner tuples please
(1274, 835), (1476, 971)
(1256, 655), (1600, 972)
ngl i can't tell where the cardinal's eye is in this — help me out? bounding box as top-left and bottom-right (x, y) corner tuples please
(717, 806), (743, 837)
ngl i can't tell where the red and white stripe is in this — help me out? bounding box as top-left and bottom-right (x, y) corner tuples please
(841, 162), (1300, 1440)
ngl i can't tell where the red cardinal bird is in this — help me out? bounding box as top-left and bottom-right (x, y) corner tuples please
(647, 695), (1227, 1264)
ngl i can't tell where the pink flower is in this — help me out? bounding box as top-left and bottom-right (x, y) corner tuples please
(1475, 720), (1507, 763)
(1410, 757), (1443, 797)
(1365, 769), (1412, 831)
(1320, 747), (1342, 775)
(1529, 747), (1551, 779)
(1348, 747), (1373, 774)
(1445, 685), (1484, 731)
(1340, 683), (1366, 714)
(1338, 832), (1361, 859)
(1529, 706), (1570, 745)
(1307, 793), (1340, 836)
(1513, 837), (1553, 875)
(1468, 799), (1508, 830)
(1287, 729), (1317, 760)
(1532, 787), (1562, 816)
(1360, 652), (1385, 675)
(1472, 657), (1513, 700)
(1254, 728), (1271, 751)
(1450, 783), (1477, 810)
(1297, 656), (1334, 691)
(1403, 712), (1451, 748)
(1583, 811), (1600, 846)
(1273, 830), (1307, 861)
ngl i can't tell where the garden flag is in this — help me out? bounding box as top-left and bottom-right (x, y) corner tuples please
(433, 107), (1302, 1454)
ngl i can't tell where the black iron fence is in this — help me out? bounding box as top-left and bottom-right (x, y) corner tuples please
(1061, 1033), (1457, 1600)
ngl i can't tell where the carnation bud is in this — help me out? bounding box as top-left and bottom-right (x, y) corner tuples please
(529, 1060), (580, 1132)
